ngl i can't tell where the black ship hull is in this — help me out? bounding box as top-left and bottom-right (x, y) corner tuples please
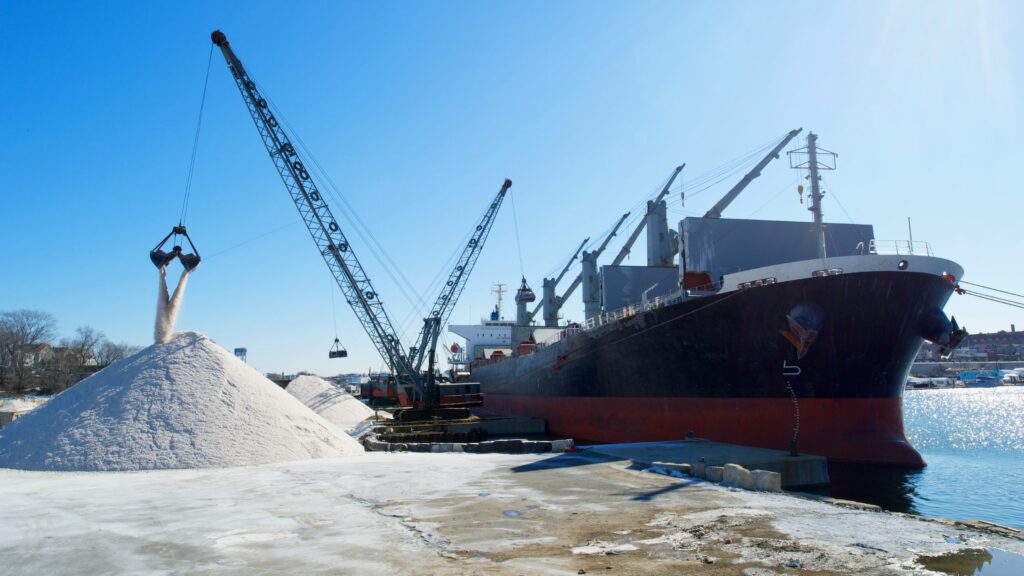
(473, 270), (958, 466)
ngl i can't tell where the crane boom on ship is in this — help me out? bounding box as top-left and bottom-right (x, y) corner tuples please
(609, 163), (685, 266)
(554, 212), (630, 310)
(211, 30), (507, 406)
(527, 237), (588, 324)
(703, 128), (803, 219)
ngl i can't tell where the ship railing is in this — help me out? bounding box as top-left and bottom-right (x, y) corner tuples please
(537, 292), (688, 349)
(868, 239), (934, 257)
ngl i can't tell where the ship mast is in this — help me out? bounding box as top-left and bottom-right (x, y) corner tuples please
(788, 131), (836, 259)
(807, 133), (826, 259)
(491, 283), (506, 320)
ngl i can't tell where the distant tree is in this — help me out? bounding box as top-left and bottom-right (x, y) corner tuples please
(95, 341), (141, 367)
(0, 310), (58, 392)
(45, 326), (107, 392)
(0, 322), (12, 388)
(67, 326), (104, 367)
(45, 347), (78, 392)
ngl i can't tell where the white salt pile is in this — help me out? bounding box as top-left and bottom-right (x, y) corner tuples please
(0, 332), (362, 471)
(286, 375), (386, 434)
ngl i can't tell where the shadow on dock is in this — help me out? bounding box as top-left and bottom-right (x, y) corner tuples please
(509, 449), (625, 473)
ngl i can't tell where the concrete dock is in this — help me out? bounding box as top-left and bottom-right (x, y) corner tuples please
(365, 413), (558, 452)
(586, 439), (830, 488)
(2, 449), (1020, 575)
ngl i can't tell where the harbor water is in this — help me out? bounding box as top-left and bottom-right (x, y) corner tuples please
(829, 386), (1024, 529)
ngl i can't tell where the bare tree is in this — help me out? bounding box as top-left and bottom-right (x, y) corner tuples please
(44, 326), (107, 392)
(0, 310), (58, 392)
(95, 341), (141, 367)
(68, 326), (104, 367)
(0, 321), (13, 388)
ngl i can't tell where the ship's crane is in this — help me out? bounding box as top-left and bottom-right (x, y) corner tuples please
(212, 30), (505, 406)
(547, 212), (630, 321)
(703, 128), (802, 219)
(528, 237), (588, 327)
(531, 165), (683, 326)
(609, 164), (685, 266)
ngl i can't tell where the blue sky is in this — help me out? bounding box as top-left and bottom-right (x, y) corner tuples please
(2, 1), (1022, 375)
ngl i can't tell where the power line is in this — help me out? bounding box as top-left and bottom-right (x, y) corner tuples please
(202, 221), (300, 261)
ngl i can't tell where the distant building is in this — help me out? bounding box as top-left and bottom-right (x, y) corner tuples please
(15, 343), (52, 368)
(917, 326), (1024, 361)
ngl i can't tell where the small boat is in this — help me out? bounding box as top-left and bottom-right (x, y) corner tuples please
(960, 371), (1001, 388)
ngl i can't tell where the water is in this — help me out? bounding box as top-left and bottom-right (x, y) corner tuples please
(829, 387), (1024, 529)
(918, 548), (1024, 576)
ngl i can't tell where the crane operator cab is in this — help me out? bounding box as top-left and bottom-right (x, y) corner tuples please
(329, 338), (348, 359)
(150, 226), (201, 271)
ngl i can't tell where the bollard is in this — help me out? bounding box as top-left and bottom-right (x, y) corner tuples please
(745, 469), (783, 492)
(705, 466), (724, 483)
(722, 463), (750, 487)
(691, 460), (707, 479)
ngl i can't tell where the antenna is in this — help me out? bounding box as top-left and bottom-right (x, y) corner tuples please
(907, 217), (914, 255)
(492, 283), (506, 320)
(788, 132), (837, 259)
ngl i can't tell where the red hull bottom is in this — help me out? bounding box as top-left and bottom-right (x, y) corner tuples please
(484, 395), (923, 467)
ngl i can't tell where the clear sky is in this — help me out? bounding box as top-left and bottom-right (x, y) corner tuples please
(2, 1), (1022, 376)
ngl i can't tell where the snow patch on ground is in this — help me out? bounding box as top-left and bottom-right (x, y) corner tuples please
(0, 332), (362, 471)
(0, 399), (41, 414)
(571, 541), (639, 555)
(0, 452), (1022, 575)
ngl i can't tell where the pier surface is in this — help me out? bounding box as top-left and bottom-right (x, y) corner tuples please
(1, 450), (1020, 575)
(586, 439), (830, 488)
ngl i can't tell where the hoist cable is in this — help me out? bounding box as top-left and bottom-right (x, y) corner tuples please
(746, 176), (802, 218)
(820, 176), (856, 224)
(179, 44), (215, 226)
(510, 189), (526, 277)
(330, 276), (340, 339)
(260, 91), (423, 309)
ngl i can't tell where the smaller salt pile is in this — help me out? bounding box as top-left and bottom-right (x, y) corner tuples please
(0, 332), (362, 471)
(286, 375), (386, 435)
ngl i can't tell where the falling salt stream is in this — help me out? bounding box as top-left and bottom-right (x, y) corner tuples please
(0, 252), (370, 471)
(154, 266), (192, 344)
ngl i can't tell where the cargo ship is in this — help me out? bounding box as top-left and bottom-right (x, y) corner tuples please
(450, 130), (967, 467)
